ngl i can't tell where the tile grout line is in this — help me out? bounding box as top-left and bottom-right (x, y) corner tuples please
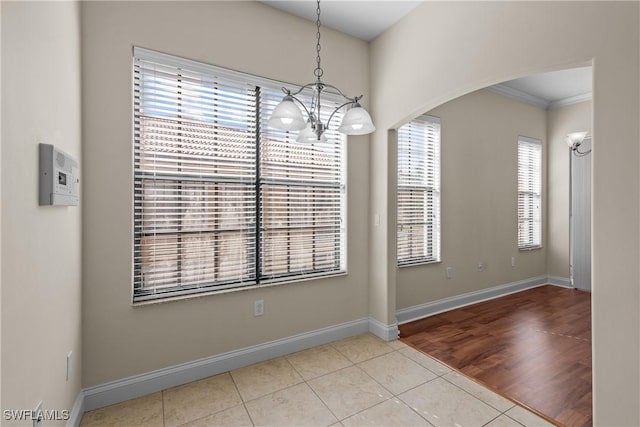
(361, 344), (521, 427)
(227, 370), (256, 427)
(407, 344), (551, 425)
(294, 338), (399, 424)
(283, 354), (343, 425)
(323, 336), (395, 422)
(303, 375), (342, 424)
(440, 373), (516, 414)
(161, 389), (166, 427)
(85, 335), (542, 427)
(347, 348), (439, 427)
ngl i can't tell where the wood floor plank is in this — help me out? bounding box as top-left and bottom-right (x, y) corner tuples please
(399, 285), (592, 427)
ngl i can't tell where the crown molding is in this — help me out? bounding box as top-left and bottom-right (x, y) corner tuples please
(487, 84), (592, 110)
(486, 84), (549, 109)
(548, 92), (592, 109)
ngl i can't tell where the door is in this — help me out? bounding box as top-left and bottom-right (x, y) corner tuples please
(570, 138), (591, 291)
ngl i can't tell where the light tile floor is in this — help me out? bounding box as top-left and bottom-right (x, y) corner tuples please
(80, 334), (553, 427)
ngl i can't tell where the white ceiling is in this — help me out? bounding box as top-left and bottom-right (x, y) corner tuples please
(490, 67), (592, 109)
(260, 1), (422, 42)
(501, 67), (592, 102)
(261, 1), (592, 107)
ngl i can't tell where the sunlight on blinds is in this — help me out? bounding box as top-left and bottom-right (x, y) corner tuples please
(517, 136), (542, 249)
(397, 115), (441, 265)
(133, 47), (346, 302)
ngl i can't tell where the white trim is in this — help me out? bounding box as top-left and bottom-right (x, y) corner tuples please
(486, 84), (549, 109)
(487, 84), (592, 110)
(396, 276), (549, 324)
(547, 275), (573, 288)
(548, 93), (592, 109)
(66, 391), (85, 427)
(73, 276), (576, 418)
(82, 318), (369, 412)
(368, 317), (400, 341)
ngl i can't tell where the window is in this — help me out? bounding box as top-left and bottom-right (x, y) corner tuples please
(397, 115), (441, 265)
(517, 136), (542, 249)
(133, 47), (346, 302)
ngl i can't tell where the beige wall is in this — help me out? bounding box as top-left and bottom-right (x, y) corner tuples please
(547, 101), (592, 279)
(397, 89), (547, 310)
(1, 1), (83, 421)
(4, 2), (636, 425)
(81, 1), (371, 387)
(0, 0), (3, 413)
(370, 2), (638, 424)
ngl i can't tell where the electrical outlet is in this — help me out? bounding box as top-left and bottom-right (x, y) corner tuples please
(33, 401), (43, 427)
(254, 300), (264, 317)
(446, 267), (453, 279)
(511, 256), (516, 267)
(66, 351), (73, 381)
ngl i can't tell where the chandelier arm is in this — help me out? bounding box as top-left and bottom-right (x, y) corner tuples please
(321, 83), (362, 103)
(326, 100), (357, 130)
(287, 94), (312, 121)
(287, 82), (320, 98)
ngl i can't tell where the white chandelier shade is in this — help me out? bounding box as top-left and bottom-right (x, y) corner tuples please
(267, 96), (307, 131)
(338, 104), (376, 135)
(296, 122), (327, 143)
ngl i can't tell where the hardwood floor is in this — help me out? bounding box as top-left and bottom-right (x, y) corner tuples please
(399, 285), (592, 427)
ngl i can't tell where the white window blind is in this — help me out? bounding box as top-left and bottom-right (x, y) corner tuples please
(517, 136), (542, 249)
(133, 47), (345, 302)
(397, 115), (441, 265)
(259, 88), (346, 282)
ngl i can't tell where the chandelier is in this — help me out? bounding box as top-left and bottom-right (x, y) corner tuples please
(267, 0), (375, 142)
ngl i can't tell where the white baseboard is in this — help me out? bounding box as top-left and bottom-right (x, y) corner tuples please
(368, 317), (399, 341)
(71, 275), (571, 421)
(395, 275), (550, 325)
(547, 276), (572, 288)
(81, 318), (369, 413)
(66, 390), (85, 427)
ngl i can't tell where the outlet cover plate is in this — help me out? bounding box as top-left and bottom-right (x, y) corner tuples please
(254, 300), (264, 317)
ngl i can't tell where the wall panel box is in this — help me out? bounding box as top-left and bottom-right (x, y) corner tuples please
(39, 143), (80, 206)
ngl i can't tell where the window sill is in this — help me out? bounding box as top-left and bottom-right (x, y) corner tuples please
(397, 260), (442, 269)
(519, 246), (544, 251)
(132, 271), (348, 307)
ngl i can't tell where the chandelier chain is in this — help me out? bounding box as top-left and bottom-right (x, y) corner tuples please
(268, 0), (373, 139)
(314, 0), (323, 79)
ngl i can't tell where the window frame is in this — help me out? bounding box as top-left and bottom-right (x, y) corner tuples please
(132, 47), (347, 303)
(517, 135), (543, 250)
(396, 114), (442, 267)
